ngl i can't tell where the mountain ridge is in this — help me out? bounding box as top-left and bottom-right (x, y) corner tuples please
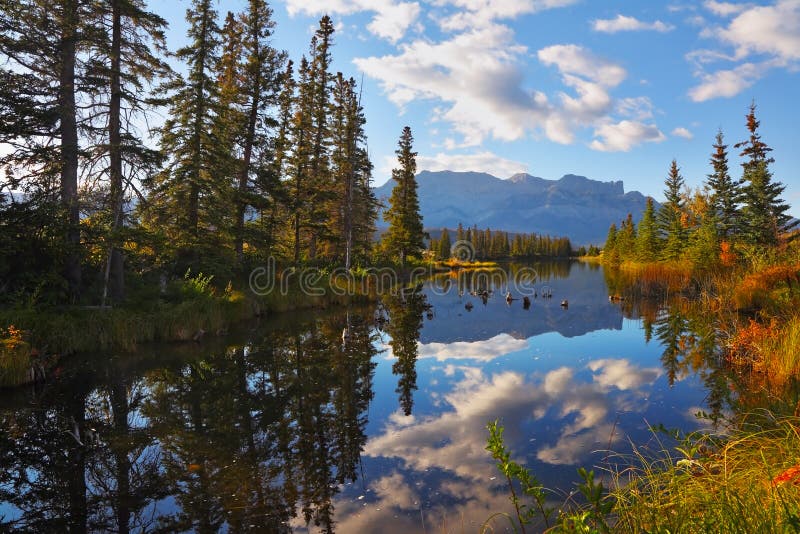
(373, 170), (654, 245)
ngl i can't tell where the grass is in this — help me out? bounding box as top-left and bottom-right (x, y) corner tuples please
(433, 259), (500, 270)
(610, 414), (800, 533)
(0, 326), (37, 388)
(486, 416), (800, 533)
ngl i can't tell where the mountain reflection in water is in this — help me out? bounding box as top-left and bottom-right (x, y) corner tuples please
(0, 261), (736, 533)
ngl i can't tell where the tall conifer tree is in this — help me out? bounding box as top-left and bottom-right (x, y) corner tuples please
(735, 103), (795, 245)
(706, 129), (739, 240)
(657, 160), (687, 261)
(147, 0), (225, 267)
(383, 126), (424, 265)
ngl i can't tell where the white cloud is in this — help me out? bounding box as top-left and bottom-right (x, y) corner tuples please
(617, 96), (656, 120)
(416, 152), (529, 178)
(717, 0), (800, 62)
(704, 0), (750, 17)
(537, 44), (627, 86)
(687, 1), (800, 100)
(672, 126), (694, 139)
(587, 359), (662, 390)
(687, 61), (764, 101)
(590, 120), (667, 152)
(355, 24), (551, 146)
(356, 12), (661, 151)
(434, 0), (580, 31)
(284, 0), (421, 42)
(592, 14), (675, 33)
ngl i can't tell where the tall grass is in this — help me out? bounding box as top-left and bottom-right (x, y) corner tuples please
(0, 326), (35, 388)
(611, 415), (800, 533)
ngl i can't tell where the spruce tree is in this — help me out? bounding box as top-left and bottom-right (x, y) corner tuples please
(306, 16), (335, 259)
(706, 129), (739, 240)
(604, 223), (619, 264)
(735, 103), (796, 246)
(438, 228), (452, 260)
(657, 160), (687, 261)
(84, 0), (170, 303)
(383, 126), (424, 265)
(147, 0), (226, 267)
(636, 197), (659, 261)
(329, 73), (376, 267)
(233, 0), (283, 264)
(617, 213), (637, 261)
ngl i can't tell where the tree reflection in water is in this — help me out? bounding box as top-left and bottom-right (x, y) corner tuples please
(384, 288), (426, 416)
(0, 309), (377, 533)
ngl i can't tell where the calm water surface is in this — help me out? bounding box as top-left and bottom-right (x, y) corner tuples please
(0, 262), (731, 532)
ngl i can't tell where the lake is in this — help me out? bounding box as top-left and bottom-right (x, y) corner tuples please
(0, 261), (732, 533)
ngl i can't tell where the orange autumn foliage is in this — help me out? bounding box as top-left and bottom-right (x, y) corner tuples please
(733, 264), (800, 310)
(772, 465), (800, 487)
(719, 241), (736, 267)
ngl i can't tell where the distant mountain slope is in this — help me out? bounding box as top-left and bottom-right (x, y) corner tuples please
(373, 170), (655, 245)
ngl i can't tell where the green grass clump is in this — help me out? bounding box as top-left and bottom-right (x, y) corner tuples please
(611, 415), (800, 533)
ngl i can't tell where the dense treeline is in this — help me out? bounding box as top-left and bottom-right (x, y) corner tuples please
(603, 104), (796, 267)
(428, 222), (573, 260)
(0, 1), (378, 306)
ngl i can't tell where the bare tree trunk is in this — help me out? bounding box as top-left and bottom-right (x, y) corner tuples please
(60, 0), (81, 301)
(107, 0), (124, 302)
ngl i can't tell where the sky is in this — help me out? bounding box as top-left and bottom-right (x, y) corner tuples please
(157, 0), (800, 212)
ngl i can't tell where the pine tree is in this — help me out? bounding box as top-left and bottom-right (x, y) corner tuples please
(438, 228), (451, 260)
(657, 159), (687, 261)
(306, 16), (334, 259)
(383, 126), (424, 265)
(617, 213), (637, 261)
(329, 73), (376, 267)
(84, 0), (170, 303)
(146, 0), (226, 267)
(0, 0), (96, 300)
(636, 197), (659, 261)
(288, 56), (313, 263)
(604, 223), (619, 264)
(689, 200), (720, 268)
(233, 0), (283, 264)
(735, 103), (796, 246)
(706, 129), (739, 240)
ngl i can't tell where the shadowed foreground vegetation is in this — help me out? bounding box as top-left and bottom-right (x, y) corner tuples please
(485, 415), (800, 533)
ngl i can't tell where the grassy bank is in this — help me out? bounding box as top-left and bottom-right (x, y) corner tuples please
(610, 414), (800, 532)
(0, 270), (379, 388)
(600, 252), (800, 389)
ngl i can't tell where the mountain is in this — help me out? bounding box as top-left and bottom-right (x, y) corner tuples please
(373, 170), (655, 245)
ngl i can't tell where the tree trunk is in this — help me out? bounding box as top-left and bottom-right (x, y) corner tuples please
(236, 66), (260, 264)
(60, 0), (81, 301)
(108, 0), (124, 302)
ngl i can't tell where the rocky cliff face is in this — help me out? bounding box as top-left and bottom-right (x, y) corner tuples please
(373, 170), (655, 245)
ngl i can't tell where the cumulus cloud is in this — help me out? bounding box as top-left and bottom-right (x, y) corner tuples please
(672, 126), (694, 139)
(284, 0), (421, 42)
(687, 0), (800, 100)
(434, 0), (581, 31)
(590, 120), (666, 152)
(416, 152), (529, 178)
(687, 62), (765, 101)
(717, 0), (800, 62)
(356, 8), (661, 151)
(592, 14), (675, 33)
(355, 24), (551, 146)
(538, 44), (627, 86)
(704, 0), (750, 17)
(616, 96), (656, 120)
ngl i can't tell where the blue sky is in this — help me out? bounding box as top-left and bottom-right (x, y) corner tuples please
(157, 1), (800, 213)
